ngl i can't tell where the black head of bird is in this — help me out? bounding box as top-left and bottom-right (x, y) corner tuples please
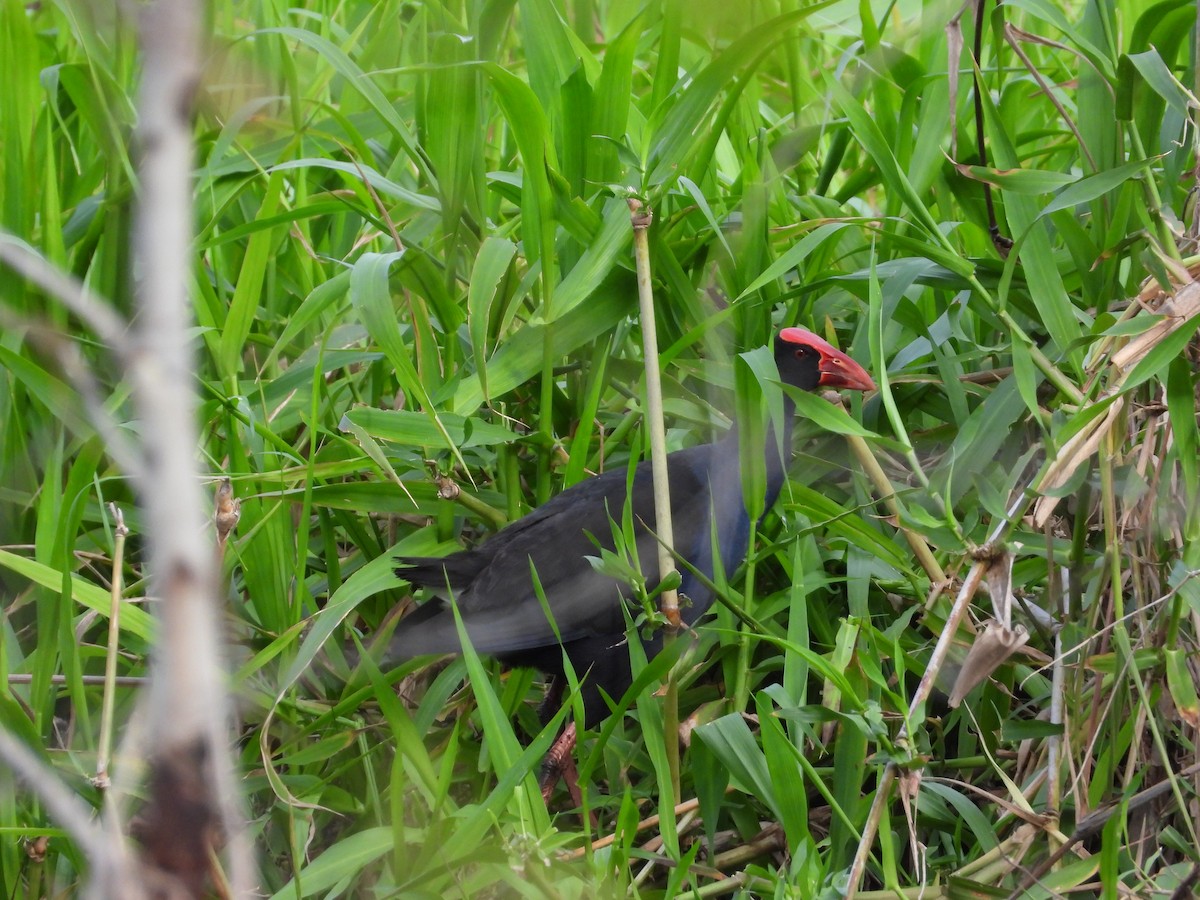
(367, 326), (874, 762)
(775, 326), (877, 393)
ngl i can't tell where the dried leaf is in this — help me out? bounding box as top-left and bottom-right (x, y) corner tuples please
(945, 1), (970, 159)
(1110, 280), (1200, 375)
(983, 547), (1015, 626)
(948, 619), (1031, 707)
(1033, 398), (1124, 527)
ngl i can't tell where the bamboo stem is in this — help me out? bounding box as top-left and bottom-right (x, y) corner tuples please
(845, 432), (946, 585)
(629, 197), (681, 801)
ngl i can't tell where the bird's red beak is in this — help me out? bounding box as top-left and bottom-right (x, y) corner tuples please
(780, 326), (877, 392)
(817, 345), (876, 392)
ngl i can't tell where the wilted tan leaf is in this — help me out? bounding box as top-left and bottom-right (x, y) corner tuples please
(945, 1), (969, 159)
(1110, 280), (1200, 376)
(1033, 398), (1124, 528)
(983, 547), (1014, 625)
(948, 619), (1031, 707)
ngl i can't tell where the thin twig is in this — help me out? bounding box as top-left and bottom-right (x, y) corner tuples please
(7, 675), (148, 687)
(0, 727), (134, 894)
(1046, 563), (1066, 857)
(971, 0), (1011, 255)
(1006, 762), (1200, 898)
(562, 789), (735, 860)
(0, 306), (143, 476)
(0, 234), (132, 353)
(845, 558), (988, 897)
(845, 487), (1036, 897)
(1003, 24), (1097, 172)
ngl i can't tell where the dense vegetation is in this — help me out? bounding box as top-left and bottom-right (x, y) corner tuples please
(3, 0), (1200, 895)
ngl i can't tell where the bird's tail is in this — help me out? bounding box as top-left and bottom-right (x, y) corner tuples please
(395, 553), (482, 592)
(376, 598), (462, 664)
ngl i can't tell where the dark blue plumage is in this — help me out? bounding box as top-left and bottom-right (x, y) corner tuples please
(380, 328), (874, 727)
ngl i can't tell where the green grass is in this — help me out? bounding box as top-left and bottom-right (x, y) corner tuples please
(3, 0), (1200, 895)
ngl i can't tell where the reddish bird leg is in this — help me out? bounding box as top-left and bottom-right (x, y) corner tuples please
(539, 722), (581, 806)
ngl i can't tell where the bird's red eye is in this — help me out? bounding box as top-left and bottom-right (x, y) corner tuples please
(794, 347), (809, 359)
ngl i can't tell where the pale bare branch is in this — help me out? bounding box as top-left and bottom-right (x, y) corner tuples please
(124, 0), (252, 894)
(0, 233), (132, 353)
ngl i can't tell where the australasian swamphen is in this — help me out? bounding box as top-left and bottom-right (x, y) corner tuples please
(377, 327), (874, 798)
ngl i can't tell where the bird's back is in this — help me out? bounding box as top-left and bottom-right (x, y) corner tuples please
(386, 438), (746, 664)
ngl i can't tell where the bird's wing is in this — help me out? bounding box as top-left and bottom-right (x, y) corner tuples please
(389, 447), (723, 658)
(382, 559), (640, 659)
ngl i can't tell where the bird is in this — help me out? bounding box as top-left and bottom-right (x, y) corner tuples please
(371, 326), (875, 800)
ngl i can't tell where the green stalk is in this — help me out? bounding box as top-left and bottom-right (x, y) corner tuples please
(846, 433), (946, 585)
(629, 198), (680, 800)
(731, 519), (758, 713)
(94, 505), (128, 789)
(1126, 127), (1183, 262)
(537, 325), (555, 505)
